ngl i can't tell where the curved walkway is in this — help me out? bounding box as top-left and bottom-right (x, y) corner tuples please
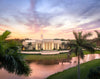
(21, 50), (69, 55)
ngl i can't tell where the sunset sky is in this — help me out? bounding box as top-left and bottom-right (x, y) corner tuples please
(0, 0), (100, 39)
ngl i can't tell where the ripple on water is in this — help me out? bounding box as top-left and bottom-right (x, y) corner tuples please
(0, 54), (100, 79)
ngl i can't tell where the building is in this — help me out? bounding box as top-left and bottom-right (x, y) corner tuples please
(22, 39), (68, 50)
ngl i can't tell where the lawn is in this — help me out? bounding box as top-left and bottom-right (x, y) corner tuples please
(23, 53), (67, 61)
(23, 50), (100, 61)
(47, 59), (100, 79)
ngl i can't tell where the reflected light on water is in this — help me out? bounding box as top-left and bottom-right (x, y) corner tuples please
(0, 54), (100, 79)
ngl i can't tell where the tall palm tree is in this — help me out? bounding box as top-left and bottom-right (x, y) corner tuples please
(0, 30), (31, 76)
(67, 31), (95, 79)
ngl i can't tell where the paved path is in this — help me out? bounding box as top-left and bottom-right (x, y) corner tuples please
(21, 50), (69, 55)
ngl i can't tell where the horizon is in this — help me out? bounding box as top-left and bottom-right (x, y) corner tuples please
(0, 0), (100, 39)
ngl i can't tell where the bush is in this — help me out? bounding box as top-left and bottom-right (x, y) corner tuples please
(87, 66), (100, 79)
(41, 48), (43, 50)
(33, 48), (36, 51)
(53, 48), (56, 50)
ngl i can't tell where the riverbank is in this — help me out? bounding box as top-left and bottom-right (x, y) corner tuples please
(0, 54), (100, 79)
(47, 59), (100, 79)
(23, 50), (100, 61)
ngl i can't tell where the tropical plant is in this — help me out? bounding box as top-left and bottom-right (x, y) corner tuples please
(94, 30), (100, 47)
(67, 31), (95, 79)
(95, 30), (100, 39)
(0, 30), (31, 76)
(87, 66), (100, 79)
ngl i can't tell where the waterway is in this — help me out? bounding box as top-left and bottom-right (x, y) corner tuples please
(0, 54), (100, 79)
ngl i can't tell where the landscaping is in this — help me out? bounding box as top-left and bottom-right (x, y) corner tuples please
(23, 50), (100, 61)
(47, 59), (100, 79)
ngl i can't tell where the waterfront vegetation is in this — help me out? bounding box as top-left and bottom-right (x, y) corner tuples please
(47, 59), (100, 79)
(0, 31), (31, 76)
(0, 30), (100, 78)
(67, 32), (95, 79)
(46, 31), (100, 79)
(23, 50), (100, 61)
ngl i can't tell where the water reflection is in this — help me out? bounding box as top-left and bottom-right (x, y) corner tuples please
(36, 60), (59, 65)
(0, 54), (100, 79)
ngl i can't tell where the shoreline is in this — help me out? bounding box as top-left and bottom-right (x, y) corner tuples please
(23, 50), (100, 62)
(47, 55), (100, 79)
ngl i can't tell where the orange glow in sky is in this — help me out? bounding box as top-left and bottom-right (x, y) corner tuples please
(0, 0), (100, 39)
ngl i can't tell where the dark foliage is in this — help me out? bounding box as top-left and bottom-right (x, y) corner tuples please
(0, 30), (31, 76)
(87, 66), (100, 79)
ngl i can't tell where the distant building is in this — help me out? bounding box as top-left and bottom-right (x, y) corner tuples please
(22, 39), (68, 50)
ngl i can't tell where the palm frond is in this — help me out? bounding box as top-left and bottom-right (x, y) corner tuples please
(67, 41), (77, 48)
(95, 30), (100, 37)
(74, 46), (78, 56)
(68, 49), (74, 55)
(79, 47), (84, 59)
(0, 30), (11, 40)
(78, 31), (82, 40)
(0, 31), (31, 76)
(0, 53), (31, 76)
(73, 31), (78, 40)
(81, 43), (95, 53)
(83, 32), (92, 39)
(73, 31), (83, 45)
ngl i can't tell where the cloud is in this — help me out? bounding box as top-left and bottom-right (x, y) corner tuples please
(0, 0), (100, 39)
(78, 19), (100, 30)
(79, 0), (100, 19)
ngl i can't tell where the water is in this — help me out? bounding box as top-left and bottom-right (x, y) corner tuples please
(0, 54), (100, 79)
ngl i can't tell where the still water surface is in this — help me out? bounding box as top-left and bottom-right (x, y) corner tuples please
(0, 54), (100, 79)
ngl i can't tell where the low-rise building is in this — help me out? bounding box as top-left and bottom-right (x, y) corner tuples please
(22, 39), (68, 50)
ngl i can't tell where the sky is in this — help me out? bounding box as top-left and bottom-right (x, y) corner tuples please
(0, 0), (100, 39)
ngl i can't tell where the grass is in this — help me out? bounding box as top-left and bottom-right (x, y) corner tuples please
(23, 50), (100, 61)
(47, 59), (100, 79)
(23, 53), (67, 61)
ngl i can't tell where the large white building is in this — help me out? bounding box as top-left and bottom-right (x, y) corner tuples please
(22, 39), (68, 50)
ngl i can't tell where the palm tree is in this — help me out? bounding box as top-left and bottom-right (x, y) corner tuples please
(67, 31), (95, 79)
(0, 30), (31, 76)
(94, 30), (100, 47)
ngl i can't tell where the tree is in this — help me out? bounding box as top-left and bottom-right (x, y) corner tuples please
(67, 31), (95, 79)
(0, 30), (31, 76)
(61, 42), (69, 50)
(94, 30), (100, 47)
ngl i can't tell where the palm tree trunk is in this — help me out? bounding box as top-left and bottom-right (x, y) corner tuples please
(77, 55), (80, 79)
